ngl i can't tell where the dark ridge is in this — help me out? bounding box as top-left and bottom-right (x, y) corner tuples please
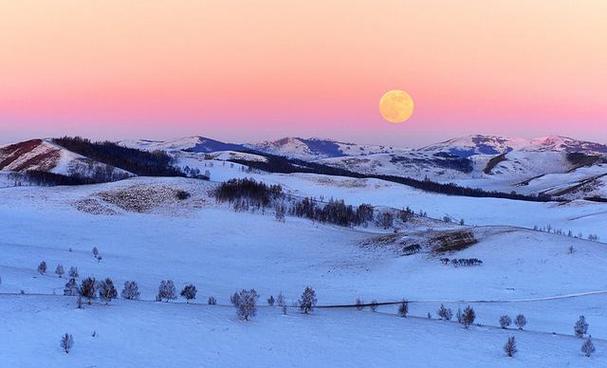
(53, 136), (185, 177)
(483, 153), (507, 175)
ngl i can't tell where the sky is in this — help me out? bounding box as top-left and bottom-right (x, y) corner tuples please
(0, 0), (606, 146)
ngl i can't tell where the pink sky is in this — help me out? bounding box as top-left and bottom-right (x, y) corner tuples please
(0, 1), (606, 146)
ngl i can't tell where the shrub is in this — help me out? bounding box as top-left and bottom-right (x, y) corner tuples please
(514, 314), (527, 330)
(37, 261), (47, 275)
(437, 304), (453, 321)
(157, 280), (177, 302)
(208, 296), (217, 305)
(574, 316), (589, 337)
(233, 289), (258, 321)
(180, 284), (198, 303)
(499, 315), (512, 329)
(398, 300), (408, 318)
(98, 278), (118, 304)
(461, 306), (476, 328)
(79, 277), (97, 304)
(581, 336), (595, 357)
(121, 281), (140, 300)
(55, 264), (65, 278)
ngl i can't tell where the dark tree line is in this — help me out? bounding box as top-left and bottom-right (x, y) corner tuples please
(52, 136), (187, 178)
(440, 258), (483, 267)
(213, 178), (283, 207)
(290, 198), (375, 227)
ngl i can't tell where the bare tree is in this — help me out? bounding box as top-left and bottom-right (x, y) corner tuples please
(461, 305), (476, 328)
(121, 281), (140, 300)
(157, 280), (177, 302)
(37, 261), (47, 275)
(60, 333), (74, 354)
(79, 277), (96, 304)
(574, 315), (589, 337)
(503, 336), (517, 357)
(98, 278), (117, 305)
(298, 287), (317, 314)
(499, 315), (512, 329)
(398, 300), (409, 318)
(233, 289), (258, 321)
(581, 336), (595, 357)
(437, 304), (453, 321)
(180, 284), (197, 303)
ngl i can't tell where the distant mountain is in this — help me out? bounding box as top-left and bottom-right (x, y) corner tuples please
(245, 137), (404, 159)
(118, 136), (246, 153)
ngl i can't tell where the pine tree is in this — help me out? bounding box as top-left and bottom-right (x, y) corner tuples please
(298, 287), (317, 314)
(55, 264), (65, 278)
(461, 305), (476, 328)
(157, 280), (177, 302)
(79, 277), (97, 304)
(437, 304), (453, 321)
(581, 336), (595, 357)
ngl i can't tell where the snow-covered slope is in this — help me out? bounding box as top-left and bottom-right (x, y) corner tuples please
(0, 176), (605, 366)
(118, 136), (247, 153)
(0, 139), (133, 184)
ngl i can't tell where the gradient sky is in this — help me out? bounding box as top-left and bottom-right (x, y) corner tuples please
(1, 1), (606, 146)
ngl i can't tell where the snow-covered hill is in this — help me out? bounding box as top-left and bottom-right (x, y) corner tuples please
(0, 139), (133, 183)
(118, 136), (247, 153)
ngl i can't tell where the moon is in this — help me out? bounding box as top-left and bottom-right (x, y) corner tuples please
(379, 89), (414, 123)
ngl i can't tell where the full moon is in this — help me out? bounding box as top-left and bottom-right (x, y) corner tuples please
(379, 90), (414, 123)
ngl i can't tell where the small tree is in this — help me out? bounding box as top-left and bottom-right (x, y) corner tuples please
(230, 292), (240, 306)
(98, 278), (117, 305)
(461, 305), (476, 328)
(398, 300), (409, 318)
(55, 264), (65, 278)
(503, 336), (517, 357)
(355, 298), (364, 311)
(233, 289), (258, 321)
(514, 314), (527, 330)
(79, 277), (96, 304)
(208, 296), (217, 305)
(180, 284), (197, 303)
(157, 280), (177, 302)
(456, 308), (463, 324)
(276, 292), (286, 307)
(369, 299), (379, 312)
(574, 315), (589, 337)
(37, 261), (47, 275)
(68, 266), (79, 279)
(64, 278), (78, 296)
(60, 333), (74, 354)
(121, 281), (140, 300)
(298, 287), (317, 314)
(437, 304), (453, 321)
(267, 295), (275, 306)
(499, 315), (512, 329)
(581, 336), (595, 357)
(92, 247), (99, 258)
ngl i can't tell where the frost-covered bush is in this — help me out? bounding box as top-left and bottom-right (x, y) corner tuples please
(121, 281), (140, 300)
(515, 314), (527, 330)
(157, 280), (177, 302)
(37, 261), (47, 275)
(499, 315), (512, 329)
(180, 284), (197, 303)
(232, 289), (258, 321)
(437, 304), (453, 321)
(298, 287), (317, 314)
(574, 315), (589, 337)
(55, 264), (65, 278)
(461, 306), (475, 328)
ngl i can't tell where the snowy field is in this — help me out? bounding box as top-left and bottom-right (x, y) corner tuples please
(1, 173), (605, 366)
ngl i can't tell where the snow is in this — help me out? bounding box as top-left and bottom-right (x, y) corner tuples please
(0, 170), (605, 365)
